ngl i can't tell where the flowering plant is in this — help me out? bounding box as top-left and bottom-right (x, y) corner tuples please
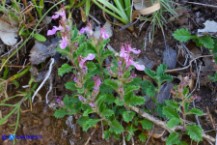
(49, 9), (206, 144)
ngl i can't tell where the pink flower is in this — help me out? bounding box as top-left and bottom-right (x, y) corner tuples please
(79, 26), (93, 35)
(60, 36), (68, 49)
(100, 28), (109, 39)
(130, 61), (145, 71)
(126, 44), (141, 54)
(79, 53), (95, 69)
(47, 26), (63, 36)
(52, 9), (66, 20)
(119, 44), (145, 71)
(78, 95), (86, 102)
(89, 102), (95, 108)
(93, 76), (101, 91)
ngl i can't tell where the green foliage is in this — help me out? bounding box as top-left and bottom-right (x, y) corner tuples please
(124, 93), (145, 106)
(58, 63), (73, 77)
(139, 119), (153, 130)
(166, 118), (180, 128)
(209, 72), (217, 82)
(141, 80), (156, 97)
(92, 0), (132, 24)
(122, 111), (135, 123)
(163, 106), (179, 119)
(186, 125), (203, 142)
(78, 117), (100, 132)
(33, 33), (46, 42)
(54, 108), (68, 118)
(166, 132), (181, 145)
(32, 0), (44, 18)
(109, 120), (124, 134)
(52, 17), (206, 144)
(145, 64), (172, 86)
(173, 28), (215, 49)
(173, 28), (192, 42)
(187, 108), (204, 116)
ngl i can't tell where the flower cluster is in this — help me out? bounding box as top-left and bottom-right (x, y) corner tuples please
(78, 53), (95, 73)
(119, 44), (145, 71)
(79, 24), (110, 40)
(47, 8), (69, 49)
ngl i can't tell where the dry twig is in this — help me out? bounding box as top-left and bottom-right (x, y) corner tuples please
(129, 106), (216, 143)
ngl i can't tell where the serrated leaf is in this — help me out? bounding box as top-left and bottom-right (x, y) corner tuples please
(187, 108), (204, 116)
(102, 109), (114, 117)
(197, 35), (214, 49)
(109, 120), (124, 135)
(167, 118), (181, 128)
(156, 64), (167, 75)
(65, 82), (76, 91)
(103, 130), (111, 140)
(126, 125), (137, 141)
(122, 111), (135, 123)
(58, 63), (73, 77)
(163, 106), (179, 119)
(102, 50), (113, 61)
(139, 119), (153, 130)
(145, 69), (156, 78)
(54, 108), (68, 118)
(33, 33), (46, 42)
(104, 79), (119, 90)
(124, 85), (140, 95)
(83, 107), (93, 116)
(138, 133), (147, 142)
(78, 117), (100, 132)
(186, 125), (202, 142)
(173, 28), (192, 42)
(124, 93), (145, 106)
(115, 98), (125, 106)
(141, 80), (156, 97)
(165, 100), (179, 109)
(166, 132), (180, 145)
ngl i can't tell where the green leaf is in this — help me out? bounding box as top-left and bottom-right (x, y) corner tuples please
(83, 107), (93, 116)
(122, 111), (135, 123)
(166, 132), (180, 145)
(124, 93), (145, 106)
(209, 72), (217, 82)
(96, 94), (115, 105)
(85, 0), (91, 16)
(138, 133), (147, 142)
(102, 109), (114, 117)
(186, 125), (202, 142)
(110, 120), (124, 134)
(54, 108), (68, 118)
(173, 28), (192, 42)
(187, 108), (204, 116)
(63, 95), (81, 112)
(165, 100), (179, 110)
(126, 125), (137, 141)
(163, 106), (179, 119)
(115, 98), (124, 106)
(33, 33), (47, 42)
(139, 119), (153, 130)
(196, 35), (214, 49)
(141, 80), (156, 97)
(78, 117), (100, 132)
(104, 79), (119, 90)
(124, 85), (140, 95)
(65, 82), (76, 91)
(58, 63), (73, 77)
(156, 64), (167, 76)
(167, 118), (181, 128)
(145, 69), (156, 79)
(102, 50), (113, 61)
